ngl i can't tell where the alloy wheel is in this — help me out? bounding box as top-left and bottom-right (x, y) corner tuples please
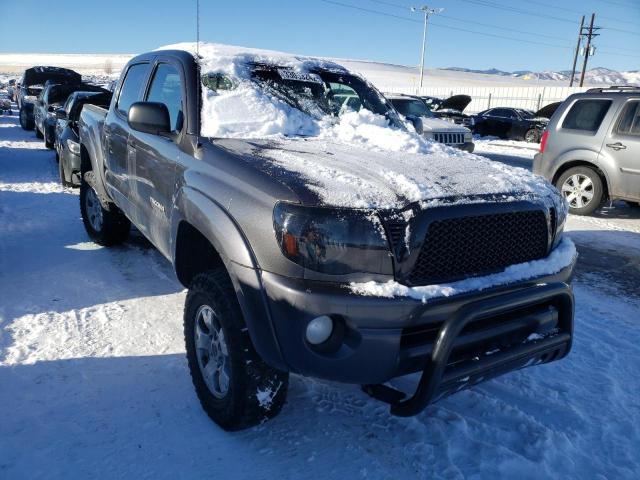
(194, 305), (231, 399)
(561, 173), (594, 209)
(85, 186), (104, 231)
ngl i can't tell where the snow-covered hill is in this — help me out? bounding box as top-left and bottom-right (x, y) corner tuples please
(444, 66), (640, 86)
(1, 51), (637, 88)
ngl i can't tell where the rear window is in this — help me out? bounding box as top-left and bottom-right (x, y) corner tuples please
(562, 99), (611, 132)
(116, 63), (149, 116)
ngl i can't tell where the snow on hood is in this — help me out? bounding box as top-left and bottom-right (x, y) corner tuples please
(420, 116), (469, 132)
(257, 110), (562, 210)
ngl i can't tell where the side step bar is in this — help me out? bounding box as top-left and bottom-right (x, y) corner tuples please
(362, 282), (574, 417)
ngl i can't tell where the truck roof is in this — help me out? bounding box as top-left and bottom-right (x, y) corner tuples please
(155, 42), (350, 77)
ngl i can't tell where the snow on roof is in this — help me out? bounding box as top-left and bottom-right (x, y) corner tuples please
(157, 42), (348, 78)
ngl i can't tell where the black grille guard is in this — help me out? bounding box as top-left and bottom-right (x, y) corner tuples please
(363, 282), (574, 417)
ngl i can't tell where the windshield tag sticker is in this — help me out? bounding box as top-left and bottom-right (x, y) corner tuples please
(277, 69), (322, 84)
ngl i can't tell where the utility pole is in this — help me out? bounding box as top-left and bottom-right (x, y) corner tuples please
(569, 15), (585, 87)
(579, 13), (600, 87)
(196, 0), (200, 57)
(411, 5), (443, 91)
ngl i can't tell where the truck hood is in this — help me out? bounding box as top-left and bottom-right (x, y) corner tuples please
(218, 136), (560, 211)
(437, 94), (472, 113)
(421, 116), (469, 133)
(22, 67), (81, 87)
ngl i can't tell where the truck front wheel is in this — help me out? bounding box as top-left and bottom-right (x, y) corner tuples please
(80, 172), (130, 245)
(19, 107), (34, 130)
(184, 269), (289, 431)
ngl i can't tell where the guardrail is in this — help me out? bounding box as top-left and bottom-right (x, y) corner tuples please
(382, 85), (590, 113)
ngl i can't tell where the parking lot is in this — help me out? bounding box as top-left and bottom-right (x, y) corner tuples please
(1, 104), (639, 479)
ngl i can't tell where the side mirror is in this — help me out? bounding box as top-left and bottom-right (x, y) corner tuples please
(48, 105), (56, 113)
(128, 102), (171, 135)
(406, 115), (423, 134)
(55, 108), (67, 120)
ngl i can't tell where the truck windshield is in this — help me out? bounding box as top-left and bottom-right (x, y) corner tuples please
(251, 68), (393, 121)
(390, 99), (435, 118)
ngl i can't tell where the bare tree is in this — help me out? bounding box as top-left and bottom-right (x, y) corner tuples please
(104, 59), (113, 76)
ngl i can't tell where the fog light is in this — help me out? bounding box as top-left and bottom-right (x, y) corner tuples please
(305, 315), (334, 345)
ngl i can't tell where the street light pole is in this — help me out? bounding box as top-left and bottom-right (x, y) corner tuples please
(412, 5), (443, 91)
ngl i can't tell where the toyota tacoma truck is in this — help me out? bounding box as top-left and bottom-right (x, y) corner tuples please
(78, 43), (576, 431)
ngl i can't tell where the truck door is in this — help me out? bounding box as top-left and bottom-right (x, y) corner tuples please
(601, 100), (640, 201)
(128, 60), (183, 258)
(104, 62), (150, 214)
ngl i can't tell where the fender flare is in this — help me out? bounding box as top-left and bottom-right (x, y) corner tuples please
(171, 186), (288, 370)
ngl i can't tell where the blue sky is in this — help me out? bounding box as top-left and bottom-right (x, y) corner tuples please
(1, 0), (638, 72)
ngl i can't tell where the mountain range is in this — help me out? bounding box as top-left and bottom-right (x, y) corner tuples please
(443, 67), (640, 86)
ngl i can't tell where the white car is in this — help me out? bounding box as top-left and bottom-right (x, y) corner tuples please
(387, 94), (474, 152)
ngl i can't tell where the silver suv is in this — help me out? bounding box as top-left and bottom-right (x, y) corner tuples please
(533, 86), (640, 215)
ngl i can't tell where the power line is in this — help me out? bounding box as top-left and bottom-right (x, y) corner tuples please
(511, 0), (640, 26)
(318, 0), (640, 59)
(324, 0), (573, 48)
(369, 0), (574, 41)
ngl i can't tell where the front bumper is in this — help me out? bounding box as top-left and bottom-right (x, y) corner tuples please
(259, 259), (575, 414)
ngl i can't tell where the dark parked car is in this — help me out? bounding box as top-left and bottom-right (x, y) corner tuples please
(18, 66), (81, 131)
(56, 91), (112, 187)
(421, 94), (473, 127)
(34, 83), (108, 149)
(471, 105), (560, 143)
(78, 46), (575, 431)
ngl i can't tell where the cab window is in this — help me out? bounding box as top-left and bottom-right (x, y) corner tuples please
(146, 63), (184, 132)
(116, 63), (149, 116)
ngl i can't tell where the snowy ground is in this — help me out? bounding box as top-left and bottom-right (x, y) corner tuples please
(1, 108), (639, 479)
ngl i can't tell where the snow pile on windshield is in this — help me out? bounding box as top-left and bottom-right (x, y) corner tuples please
(349, 236), (577, 302)
(157, 42), (348, 138)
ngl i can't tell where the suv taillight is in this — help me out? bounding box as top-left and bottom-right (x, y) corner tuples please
(539, 130), (549, 153)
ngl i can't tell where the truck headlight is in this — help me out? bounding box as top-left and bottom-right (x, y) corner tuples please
(66, 139), (80, 155)
(464, 132), (472, 142)
(273, 203), (393, 275)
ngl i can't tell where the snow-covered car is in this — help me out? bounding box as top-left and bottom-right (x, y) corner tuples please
(387, 94), (474, 152)
(77, 43), (576, 431)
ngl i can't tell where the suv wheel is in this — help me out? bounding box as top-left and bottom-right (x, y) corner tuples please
(80, 171), (130, 245)
(19, 107), (34, 130)
(184, 269), (289, 431)
(35, 126), (43, 139)
(524, 128), (539, 143)
(556, 166), (603, 215)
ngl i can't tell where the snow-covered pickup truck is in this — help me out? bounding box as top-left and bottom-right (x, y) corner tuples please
(78, 43), (576, 431)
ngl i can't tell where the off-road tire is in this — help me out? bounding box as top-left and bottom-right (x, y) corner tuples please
(58, 154), (74, 188)
(45, 128), (55, 149)
(184, 269), (289, 431)
(556, 166), (604, 216)
(80, 171), (130, 245)
(19, 106), (34, 130)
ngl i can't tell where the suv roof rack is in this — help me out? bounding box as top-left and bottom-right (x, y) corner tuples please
(586, 85), (640, 93)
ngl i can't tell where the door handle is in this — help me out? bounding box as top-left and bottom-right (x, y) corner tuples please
(606, 142), (627, 151)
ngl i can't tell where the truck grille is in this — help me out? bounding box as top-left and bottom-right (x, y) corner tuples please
(433, 132), (464, 145)
(408, 210), (549, 285)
